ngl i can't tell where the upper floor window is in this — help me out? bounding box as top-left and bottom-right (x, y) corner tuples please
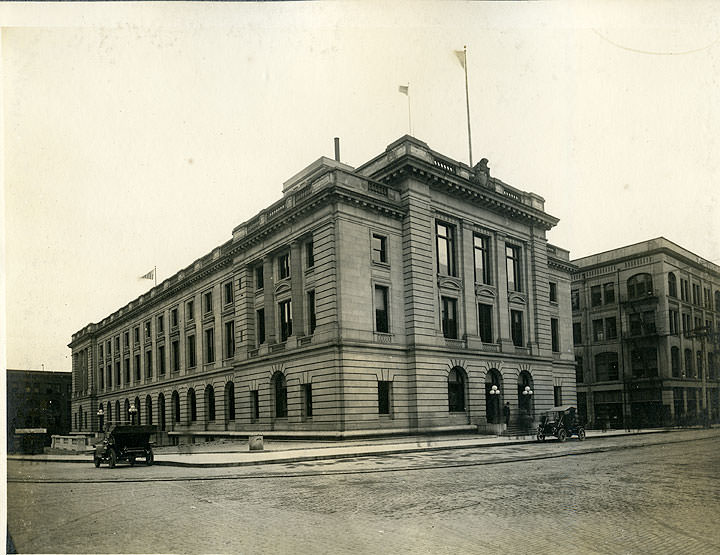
(715, 290), (720, 312)
(441, 296), (458, 339)
(551, 318), (560, 352)
(473, 234), (490, 284)
(680, 278), (689, 302)
(372, 234), (388, 264)
(436, 221), (456, 277)
(224, 281), (234, 305)
(571, 289), (580, 311)
(603, 283), (615, 304)
(255, 265), (264, 289)
(279, 300), (293, 342)
(306, 240), (315, 268)
(627, 273), (653, 300)
(133, 327), (140, 343)
(278, 253), (290, 280)
(308, 290), (317, 334)
(595, 352), (619, 381)
(186, 299), (195, 321)
(203, 291), (213, 314)
(171, 307), (179, 328)
(123, 331), (129, 348)
(157, 314), (164, 334)
(668, 273), (677, 298)
(506, 245), (522, 293)
(591, 285), (602, 307)
(573, 322), (582, 345)
(510, 310), (524, 347)
(374, 285), (389, 333)
(144, 321), (151, 339)
(692, 283), (701, 305)
(549, 282), (558, 303)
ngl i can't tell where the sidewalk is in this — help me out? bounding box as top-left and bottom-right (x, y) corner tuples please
(7, 427), (696, 468)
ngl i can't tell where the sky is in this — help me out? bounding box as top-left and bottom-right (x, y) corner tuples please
(3, 2), (720, 373)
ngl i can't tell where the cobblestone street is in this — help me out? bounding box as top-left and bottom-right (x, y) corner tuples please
(8, 430), (720, 554)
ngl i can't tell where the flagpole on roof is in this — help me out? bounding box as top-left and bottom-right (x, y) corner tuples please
(398, 83), (412, 135)
(454, 45), (473, 167)
(154, 265), (157, 287)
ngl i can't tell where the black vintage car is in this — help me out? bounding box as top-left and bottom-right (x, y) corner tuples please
(536, 405), (586, 442)
(93, 424), (156, 468)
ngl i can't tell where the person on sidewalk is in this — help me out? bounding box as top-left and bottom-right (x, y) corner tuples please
(503, 402), (511, 428)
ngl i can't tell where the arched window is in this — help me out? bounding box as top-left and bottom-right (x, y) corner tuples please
(134, 396), (142, 425)
(115, 400), (121, 423)
(595, 352), (619, 381)
(671, 347), (680, 377)
(205, 385), (216, 422)
(517, 371), (534, 415)
(158, 393), (166, 431)
(272, 372), (288, 418)
(225, 382), (236, 422)
(187, 389), (197, 422)
(627, 273), (653, 300)
(485, 369), (502, 423)
(684, 348), (694, 378)
(124, 399), (130, 421)
(668, 273), (677, 298)
(172, 391), (180, 423)
(106, 401), (112, 424)
(145, 395), (153, 426)
(448, 367), (467, 412)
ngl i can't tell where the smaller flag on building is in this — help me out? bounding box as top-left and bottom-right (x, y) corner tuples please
(140, 269), (155, 280)
(398, 84), (409, 95)
(454, 49), (466, 69)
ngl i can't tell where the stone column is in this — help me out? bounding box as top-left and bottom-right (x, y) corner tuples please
(263, 256), (276, 344)
(290, 240), (306, 337)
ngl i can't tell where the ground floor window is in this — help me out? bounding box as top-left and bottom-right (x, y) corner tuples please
(378, 381), (392, 415)
(448, 367), (466, 412)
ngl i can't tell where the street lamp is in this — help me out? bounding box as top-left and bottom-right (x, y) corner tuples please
(97, 407), (105, 432)
(489, 385), (500, 423)
(128, 403), (138, 425)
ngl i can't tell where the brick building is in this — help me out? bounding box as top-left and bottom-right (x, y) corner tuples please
(7, 369), (72, 449)
(69, 136), (575, 440)
(572, 238), (720, 428)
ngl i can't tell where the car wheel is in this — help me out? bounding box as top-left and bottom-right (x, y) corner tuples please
(129, 456), (136, 467)
(536, 432), (545, 442)
(557, 428), (567, 442)
(578, 428), (586, 441)
(108, 449), (117, 468)
(94, 456), (101, 468)
(146, 448), (154, 466)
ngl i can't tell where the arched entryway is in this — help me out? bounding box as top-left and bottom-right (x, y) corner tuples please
(225, 382), (236, 425)
(485, 369), (502, 424)
(172, 391), (180, 423)
(115, 400), (121, 423)
(517, 371), (535, 424)
(158, 393), (166, 431)
(187, 388), (197, 422)
(124, 399), (130, 422)
(145, 395), (153, 426)
(448, 366), (468, 413)
(205, 385), (216, 422)
(134, 396), (142, 425)
(106, 401), (112, 425)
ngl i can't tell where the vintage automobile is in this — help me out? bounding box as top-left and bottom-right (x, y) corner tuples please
(93, 424), (157, 468)
(536, 405), (586, 442)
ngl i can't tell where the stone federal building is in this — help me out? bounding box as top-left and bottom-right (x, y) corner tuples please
(69, 136), (575, 441)
(572, 238), (720, 428)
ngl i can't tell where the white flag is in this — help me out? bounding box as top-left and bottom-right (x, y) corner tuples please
(140, 269), (155, 280)
(398, 85), (409, 95)
(454, 49), (466, 69)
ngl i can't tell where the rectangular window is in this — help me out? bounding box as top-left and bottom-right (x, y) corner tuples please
(107, 365), (112, 388)
(307, 290), (317, 334)
(187, 334), (196, 368)
(250, 390), (260, 421)
(692, 284), (701, 305)
(303, 383), (313, 418)
(205, 328), (215, 363)
(510, 310), (524, 347)
(590, 285), (602, 307)
(124, 358), (130, 383)
(171, 340), (180, 372)
(279, 300), (293, 341)
(372, 233), (388, 264)
(571, 289), (580, 311)
(134, 354), (141, 381)
(224, 321), (235, 359)
(278, 253), (290, 280)
(224, 281), (234, 305)
(256, 309), (266, 345)
(697, 351), (704, 379)
(478, 303), (493, 343)
(158, 345), (166, 375)
(306, 240), (314, 268)
(631, 348), (659, 378)
(551, 318), (560, 352)
(593, 319), (605, 342)
(374, 285), (389, 333)
(145, 350), (153, 378)
(203, 291), (213, 314)
(255, 266), (264, 289)
(441, 297), (458, 339)
(573, 322), (582, 345)
(115, 336), (120, 351)
(680, 279), (689, 301)
(473, 234), (490, 284)
(553, 386), (563, 407)
(157, 314), (164, 334)
(669, 310), (679, 335)
(605, 317), (617, 340)
(133, 327), (140, 343)
(682, 313), (691, 335)
(436, 221), (456, 277)
(99, 345), (104, 359)
(187, 299), (195, 321)
(144, 321), (151, 339)
(549, 282), (558, 303)
(506, 245), (522, 292)
(123, 331), (129, 348)
(576, 357), (583, 383)
(171, 307), (178, 328)
(378, 381), (391, 415)
(603, 282), (615, 304)
(629, 313), (642, 336)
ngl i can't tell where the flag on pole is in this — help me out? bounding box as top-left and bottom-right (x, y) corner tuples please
(398, 84), (409, 95)
(140, 269), (155, 280)
(454, 49), (466, 69)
